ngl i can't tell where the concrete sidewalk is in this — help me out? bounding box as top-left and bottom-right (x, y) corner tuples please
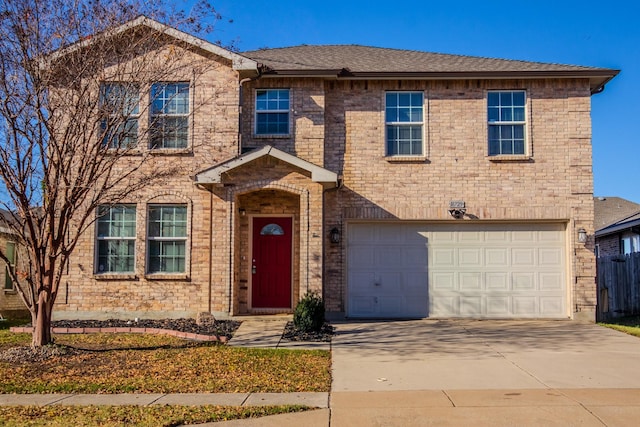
(0, 392), (329, 408)
(5, 389), (638, 426)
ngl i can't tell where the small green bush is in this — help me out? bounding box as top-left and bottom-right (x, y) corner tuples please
(293, 292), (325, 332)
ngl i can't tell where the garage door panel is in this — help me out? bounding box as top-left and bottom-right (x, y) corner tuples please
(406, 271), (428, 292)
(539, 273), (563, 290)
(351, 246), (375, 268)
(513, 230), (537, 242)
(539, 248), (563, 266)
(431, 296), (457, 316)
(486, 297), (510, 315)
(487, 272), (509, 290)
(459, 248), (482, 267)
(432, 272), (456, 290)
(378, 272), (401, 290)
(348, 223), (567, 319)
(459, 231), (483, 242)
(378, 296), (404, 315)
(513, 272), (536, 290)
(460, 272), (482, 290)
(460, 296), (482, 315)
(513, 297), (538, 315)
(432, 248), (455, 267)
(540, 297), (564, 316)
(376, 246), (403, 266)
(350, 297), (376, 316)
(486, 231), (510, 242)
(486, 248), (508, 266)
(405, 247), (428, 267)
(349, 272), (375, 292)
(512, 248), (536, 266)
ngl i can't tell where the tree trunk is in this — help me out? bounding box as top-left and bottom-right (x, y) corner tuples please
(32, 291), (53, 347)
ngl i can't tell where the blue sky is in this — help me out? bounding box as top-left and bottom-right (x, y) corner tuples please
(205, 0), (639, 202)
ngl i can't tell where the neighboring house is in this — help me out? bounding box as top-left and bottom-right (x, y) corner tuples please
(0, 209), (28, 318)
(57, 17), (618, 321)
(594, 196), (640, 257)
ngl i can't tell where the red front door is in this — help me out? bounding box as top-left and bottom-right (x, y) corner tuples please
(252, 217), (292, 308)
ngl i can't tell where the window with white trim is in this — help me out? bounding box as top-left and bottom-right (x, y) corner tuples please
(385, 92), (424, 156)
(255, 89), (290, 135)
(100, 82), (139, 149)
(4, 241), (16, 290)
(147, 204), (187, 273)
(488, 90), (526, 156)
(150, 82), (190, 149)
(96, 205), (136, 273)
(620, 233), (640, 255)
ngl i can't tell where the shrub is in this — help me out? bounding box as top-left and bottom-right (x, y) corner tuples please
(293, 292), (325, 332)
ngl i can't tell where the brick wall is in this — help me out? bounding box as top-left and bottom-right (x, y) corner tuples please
(597, 234), (620, 257)
(59, 41), (597, 321)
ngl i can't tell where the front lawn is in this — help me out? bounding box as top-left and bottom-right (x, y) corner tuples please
(0, 328), (331, 394)
(0, 405), (311, 427)
(600, 315), (640, 338)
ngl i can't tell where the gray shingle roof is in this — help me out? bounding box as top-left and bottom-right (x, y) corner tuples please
(594, 197), (640, 231)
(243, 45), (618, 92)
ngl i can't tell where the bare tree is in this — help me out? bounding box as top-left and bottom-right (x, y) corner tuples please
(0, 0), (224, 346)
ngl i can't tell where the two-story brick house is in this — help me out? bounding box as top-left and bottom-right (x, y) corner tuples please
(57, 17), (618, 321)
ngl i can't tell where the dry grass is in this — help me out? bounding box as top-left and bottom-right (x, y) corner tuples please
(0, 404), (311, 426)
(0, 329), (331, 394)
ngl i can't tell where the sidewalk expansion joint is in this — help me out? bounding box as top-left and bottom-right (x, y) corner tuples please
(441, 390), (456, 407)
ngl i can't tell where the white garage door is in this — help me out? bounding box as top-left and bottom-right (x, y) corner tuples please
(347, 223), (567, 319)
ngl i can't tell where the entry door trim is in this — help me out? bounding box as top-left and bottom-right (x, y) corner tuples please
(248, 215), (294, 310)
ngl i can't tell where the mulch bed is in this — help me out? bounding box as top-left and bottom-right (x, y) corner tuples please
(282, 321), (334, 342)
(48, 318), (241, 339)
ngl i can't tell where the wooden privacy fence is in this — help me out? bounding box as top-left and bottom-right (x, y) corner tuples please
(597, 252), (640, 321)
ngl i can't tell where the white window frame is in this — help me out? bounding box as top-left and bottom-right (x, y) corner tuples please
(100, 82), (140, 149)
(254, 88), (290, 136)
(95, 205), (137, 274)
(150, 82), (190, 149)
(620, 233), (640, 255)
(487, 90), (527, 156)
(146, 204), (188, 274)
(385, 91), (424, 156)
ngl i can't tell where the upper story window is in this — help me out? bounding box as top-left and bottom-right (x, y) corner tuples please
(488, 91), (526, 156)
(620, 233), (640, 255)
(96, 205), (136, 273)
(255, 89), (290, 135)
(385, 92), (424, 156)
(4, 241), (16, 290)
(147, 204), (188, 274)
(99, 82), (139, 149)
(150, 82), (190, 149)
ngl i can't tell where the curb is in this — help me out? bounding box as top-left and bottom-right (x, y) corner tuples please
(9, 326), (227, 343)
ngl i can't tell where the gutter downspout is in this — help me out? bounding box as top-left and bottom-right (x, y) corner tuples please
(238, 68), (263, 156)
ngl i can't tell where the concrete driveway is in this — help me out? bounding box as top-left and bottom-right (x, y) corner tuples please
(331, 319), (640, 391)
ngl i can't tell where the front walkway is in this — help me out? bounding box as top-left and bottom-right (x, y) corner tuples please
(227, 316), (330, 350)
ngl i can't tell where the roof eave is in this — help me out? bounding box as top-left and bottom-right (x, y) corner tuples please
(259, 68), (619, 94)
(596, 218), (640, 237)
(47, 16), (258, 72)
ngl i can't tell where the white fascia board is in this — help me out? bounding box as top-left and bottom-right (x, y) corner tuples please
(46, 16), (258, 72)
(195, 146), (338, 185)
